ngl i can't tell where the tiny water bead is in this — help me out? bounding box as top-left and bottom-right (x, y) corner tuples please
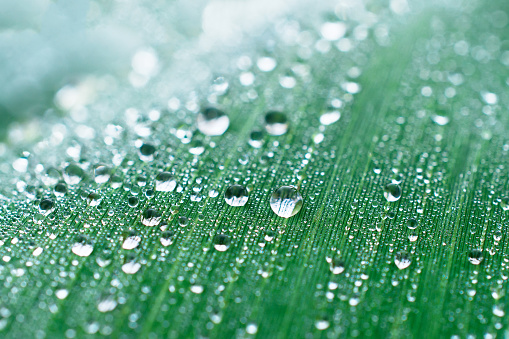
(394, 252), (411, 270)
(384, 183), (402, 202)
(270, 186), (303, 218)
(213, 234), (231, 252)
(197, 107), (229, 136)
(141, 208), (162, 226)
(224, 185), (249, 207)
(468, 249), (483, 265)
(406, 218), (418, 230)
(155, 172), (177, 192)
(63, 163), (84, 185)
(264, 111), (289, 136)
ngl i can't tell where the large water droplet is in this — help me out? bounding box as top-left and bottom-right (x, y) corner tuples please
(394, 252), (411, 269)
(197, 107), (229, 136)
(384, 183), (402, 202)
(468, 249), (483, 265)
(72, 236), (94, 257)
(270, 186), (303, 218)
(63, 164), (84, 185)
(213, 234), (231, 252)
(141, 208), (161, 226)
(224, 184), (249, 207)
(122, 231), (141, 250)
(265, 111), (289, 136)
(155, 172), (177, 192)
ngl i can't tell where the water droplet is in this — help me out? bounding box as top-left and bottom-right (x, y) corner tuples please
(315, 318), (330, 330)
(155, 172), (177, 192)
(87, 193), (102, 207)
(224, 185), (249, 207)
(468, 249), (483, 265)
(500, 197), (509, 211)
(265, 111), (289, 136)
(139, 143), (156, 162)
(431, 115), (450, 126)
(197, 107), (229, 136)
(160, 231), (174, 247)
(55, 289), (69, 300)
(122, 232), (141, 250)
(319, 111), (341, 125)
(141, 208), (161, 226)
(406, 218), (418, 229)
(384, 183), (402, 202)
(394, 252), (411, 269)
(213, 234), (231, 252)
(39, 199), (55, 215)
(190, 285), (204, 294)
(54, 182), (67, 197)
(178, 216), (188, 227)
(246, 322), (258, 334)
(122, 258), (141, 274)
(330, 257), (345, 274)
(72, 236), (94, 257)
(98, 297), (117, 312)
(270, 186), (303, 218)
(63, 164), (84, 185)
(94, 165), (111, 184)
(248, 130), (264, 148)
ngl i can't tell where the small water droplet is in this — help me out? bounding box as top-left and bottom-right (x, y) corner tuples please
(384, 183), (402, 202)
(141, 208), (161, 226)
(94, 165), (111, 184)
(224, 185), (249, 207)
(248, 130), (264, 148)
(270, 186), (303, 218)
(122, 231), (141, 250)
(330, 257), (345, 275)
(468, 249), (483, 265)
(315, 318), (330, 330)
(197, 107), (229, 136)
(39, 199), (55, 215)
(406, 218), (418, 229)
(213, 234), (231, 252)
(87, 193), (102, 207)
(160, 231), (175, 247)
(265, 111), (289, 136)
(500, 197), (509, 211)
(139, 143), (156, 162)
(394, 252), (411, 269)
(319, 111), (341, 125)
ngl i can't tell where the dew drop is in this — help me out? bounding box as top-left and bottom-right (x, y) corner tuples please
(141, 208), (161, 227)
(213, 234), (231, 252)
(87, 193), (102, 207)
(63, 164), (84, 185)
(71, 236), (94, 257)
(122, 258), (141, 274)
(139, 143), (156, 162)
(500, 197), (509, 211)
(394, 252), (411, 270)
(319, 111), (341, 125)
(384, 183), (402, 202)
(330, 257), (345, 275)
(197, 107), (229, 136)
(315, 319), (330, 330)
(270, 186), (303, 218)
(468, 249), (483, 265)
(122, 232), (141, 250)
(128, 197), (139, 208)
(94, 165), (111, 184)
(224, 184), (249, 207)
(155, 172), (177, 192)
(406, 218), (418, 230)
(265, 111), (289, 136)
(39, 199), (55, 216)
(160, 231), (174, 247)
(248, 130), (264, 148)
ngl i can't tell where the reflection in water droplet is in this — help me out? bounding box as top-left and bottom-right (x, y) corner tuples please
(63, 164), (84, 185)
(72, 237), (94, 257)
(213, 234), (231, 252)
(406, 218), (418, 229)
(265, 111), (289, 136)
(270, 186), (303, 218)
(197, 108), (229, 136)
(468, 249), (483, 265)
(384, 183), (402, 202)
(248, 130), (264, 148)
(224, 185), (249, 207)
(141, 208), (161, 226)
(160, 231), (174, 247)
(330, 257), (345, 274)
(155, 172), (177, 192)
(394, 252), (411, 269)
